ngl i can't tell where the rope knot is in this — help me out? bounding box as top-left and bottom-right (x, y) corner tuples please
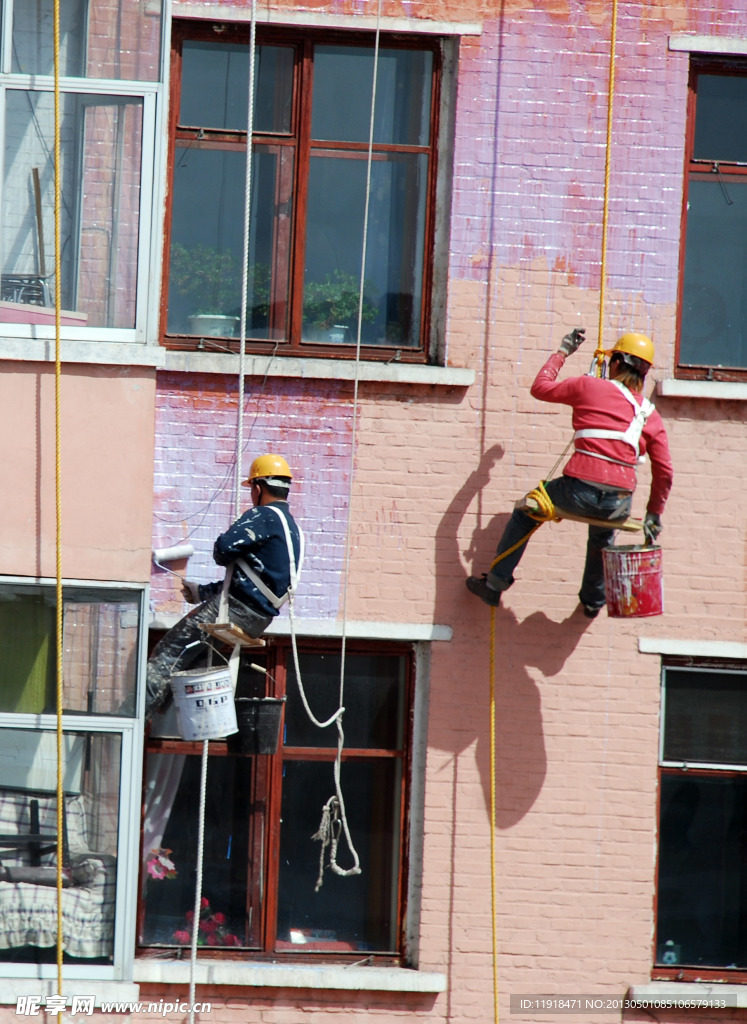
(525, 481), (560, 524)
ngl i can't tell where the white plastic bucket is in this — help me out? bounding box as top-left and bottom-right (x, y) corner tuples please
(172, 665), (238, 741)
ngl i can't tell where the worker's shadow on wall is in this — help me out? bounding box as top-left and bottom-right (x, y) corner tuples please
(435, 443), (590, 828)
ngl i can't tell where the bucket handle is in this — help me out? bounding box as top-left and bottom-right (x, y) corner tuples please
(169, 637), (229, 675)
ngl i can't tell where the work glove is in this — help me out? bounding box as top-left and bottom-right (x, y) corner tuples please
(558, 327), (586, 356)
(643, 513), (662, 545)
(181, 580), (202, 604)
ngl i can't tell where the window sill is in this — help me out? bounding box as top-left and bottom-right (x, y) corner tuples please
(162, 349), (474, 387)
(656, 378), (747, 400)
(0, 980), (139, 1005)
(0, 336), (164, 367)
(0, 337), (475, 387)
(629, 982), (747, 1009)
(149, 615), (453, 643)
(133, 958), (446, 993)
(639, 637), (747, 660)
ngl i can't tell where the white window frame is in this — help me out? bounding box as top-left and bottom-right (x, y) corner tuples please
(0, 576), (147, 983)
(0, 4), (168, 349)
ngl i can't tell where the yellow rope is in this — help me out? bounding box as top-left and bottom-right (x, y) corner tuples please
(489, 607), (499, 1023)
(53, 0), (65, 994)
(593, 0), (618, 377)
(486, 7), (619, 1014)
(487, 482), (558, 572)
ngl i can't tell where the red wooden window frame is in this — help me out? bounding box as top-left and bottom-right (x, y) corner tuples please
(675, 59), (747, 382)
(139, 636), (415, 963)
(160, 20), (442, 364)
(652, 658), (747, 983)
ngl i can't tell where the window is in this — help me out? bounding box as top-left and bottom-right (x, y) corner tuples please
(141, 640), (413, 959)
(163, 22), (441, 361)
(0, 0), (162, 338)
(0, 579), (144, 974)
(655, 662), (747, 976)
(678, 62), (747, 379)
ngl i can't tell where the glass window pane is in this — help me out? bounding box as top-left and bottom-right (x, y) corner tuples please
(11, 0), (162, 81)
(0, 727), (121, 964)
(312, 47), (432, 146)
(2, 92), (144, 330)
(277, 759), (402, 952)
(168, 144), (289, 339)
(180, 43), (293, 133)
(663, 669), (747, 764)
(303, 152), (426, 347)
(693, 75), (747, 163)
(680, 176), (747, 369)
(0, 584), (140, 715)
(285, 652), (407, 749)
(657, 774), (747, 968)
(139, 753), (256, 948)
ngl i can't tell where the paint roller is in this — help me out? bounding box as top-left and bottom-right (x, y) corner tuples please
(152, 543), (194, 583)
(153, 543), (194, 563)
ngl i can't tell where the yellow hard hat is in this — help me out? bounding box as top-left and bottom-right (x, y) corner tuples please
(242, 453), (293, 487)
(606, 332), (655, 366)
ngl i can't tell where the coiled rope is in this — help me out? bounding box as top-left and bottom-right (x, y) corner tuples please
(303, 0), (385, 887)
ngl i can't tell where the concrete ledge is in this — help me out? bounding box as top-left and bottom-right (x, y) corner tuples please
(0, 337), (165, 368)
(628, 982), (747, 1009)
(133, 959), (446, 993)
(669, 33), (747, 55)
(656, 378), (747, 401)
(149, 616), (453, 643)
(0, 980), (139, 1005)
(162, 350), (475, 387)
(0, 338), (474, 387)
(173, 4), (482, 36)
(639, 637), (747, 660)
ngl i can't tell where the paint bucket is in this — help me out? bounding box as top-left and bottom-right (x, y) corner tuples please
(172, 665), (238, 741)
(602, 544), (663, 618)
(233, 697), (285, 755)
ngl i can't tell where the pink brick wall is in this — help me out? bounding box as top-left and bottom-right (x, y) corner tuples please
(151, 373), (355, 619)
(4, 2), (745, 1022)
(138, 4), (747, 1023)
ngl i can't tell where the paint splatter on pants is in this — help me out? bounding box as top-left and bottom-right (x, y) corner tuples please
(145, 594), (272, 722)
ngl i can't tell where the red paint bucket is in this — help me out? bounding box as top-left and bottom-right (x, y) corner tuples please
(602, 544), (663, 618)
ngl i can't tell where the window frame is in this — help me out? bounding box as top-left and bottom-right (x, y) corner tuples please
(676, 58), (747, 382)
(160, 20), (443, 364)
(653, 657), (747, 983)
(0, 576), (147, 983)
(0, 2), (164, 346)
(139, 635), (415, 964)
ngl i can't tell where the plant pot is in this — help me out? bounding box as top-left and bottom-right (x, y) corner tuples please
(188, 314), (239, 338)
(233, 697), (286, 755)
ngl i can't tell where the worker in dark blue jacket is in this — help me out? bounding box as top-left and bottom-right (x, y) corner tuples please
(145, 454), (303, 722)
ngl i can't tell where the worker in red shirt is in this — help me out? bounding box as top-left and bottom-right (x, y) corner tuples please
(466, 329), (673, 617)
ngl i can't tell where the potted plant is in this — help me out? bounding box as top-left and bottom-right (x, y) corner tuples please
(302, 270), (378, 342)
(169, 242), (242, 337)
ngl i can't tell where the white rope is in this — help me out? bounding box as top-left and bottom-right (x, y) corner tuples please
(189, 6), (257, 1018)
(234, 0), (258, 518)
(303, 0), (383, 888)
(187, 739), (209, 1022)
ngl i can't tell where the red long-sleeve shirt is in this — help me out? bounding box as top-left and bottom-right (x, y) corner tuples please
(531, 352), (673, 515)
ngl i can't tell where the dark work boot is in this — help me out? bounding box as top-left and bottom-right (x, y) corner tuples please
(581, 602), (603, 618)
(466, 575), (502, 607)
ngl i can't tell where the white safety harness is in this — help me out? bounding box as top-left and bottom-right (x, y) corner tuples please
(574, 379), (655, 469)
(234, 503), (305, 609)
